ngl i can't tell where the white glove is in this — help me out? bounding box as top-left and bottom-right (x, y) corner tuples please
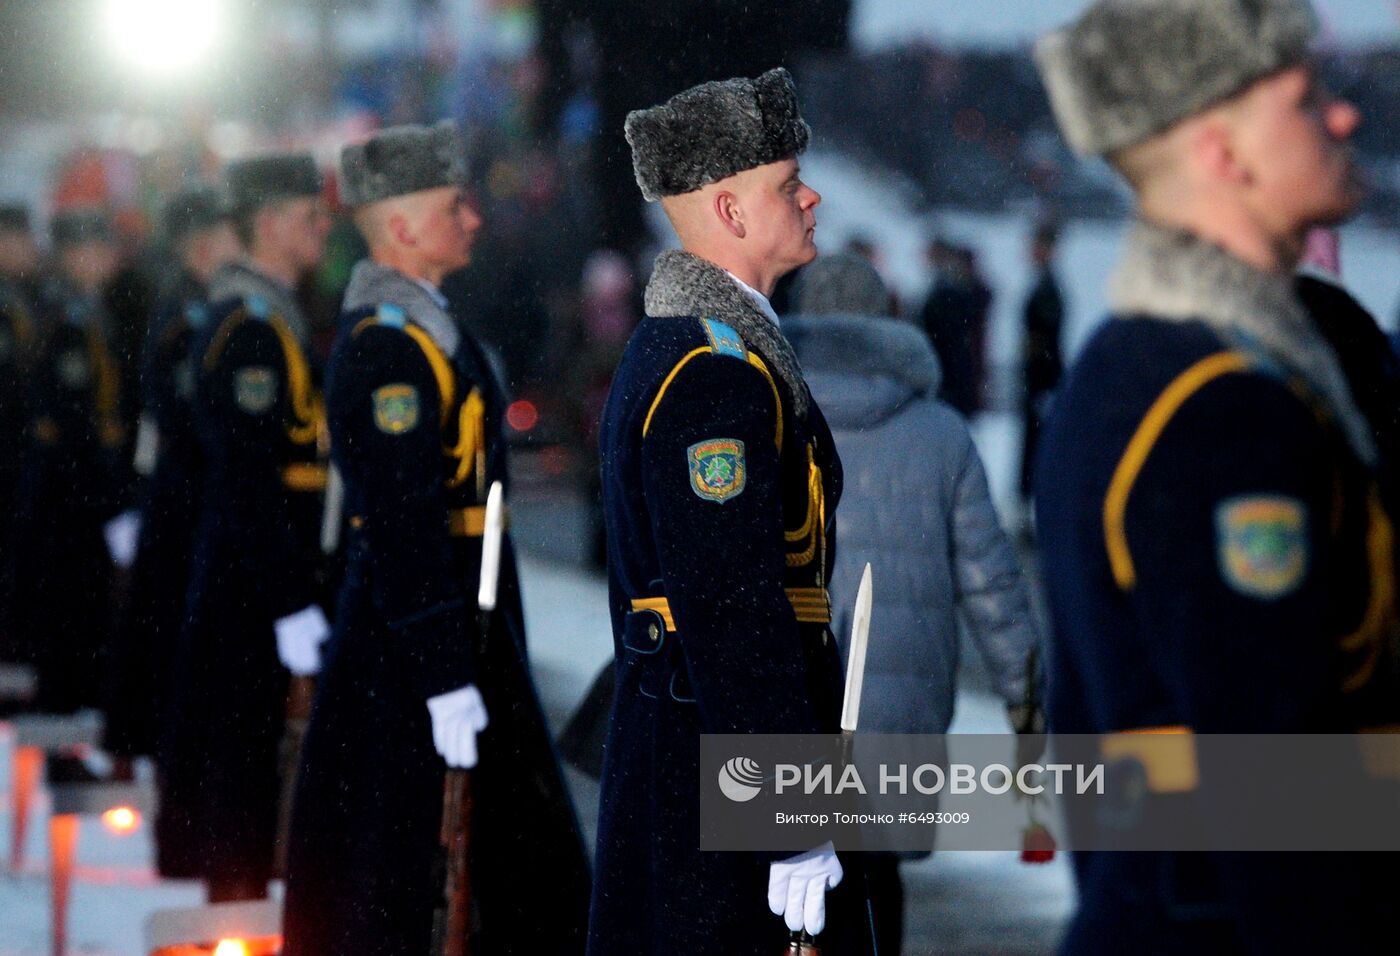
(274, 605), (332, 676)
(426, 684), (489, 769)
(103, 510), (142, 569)
(767, 841), (843, 935)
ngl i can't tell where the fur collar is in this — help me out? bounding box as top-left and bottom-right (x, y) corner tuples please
(342, 259), (460, 357)
(644, 250), (810, 417)
(1110, 219), (1375, 465)
(783, 313), (941, 397)
(208, 259), (309, 343)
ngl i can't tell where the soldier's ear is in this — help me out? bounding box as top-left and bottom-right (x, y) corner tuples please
(1190, 115), (1249, 189)
(713, 189), (746, 239)
(386, 211), (417, 249)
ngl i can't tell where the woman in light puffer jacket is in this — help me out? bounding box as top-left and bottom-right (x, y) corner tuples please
(785, 254), (1042, 738)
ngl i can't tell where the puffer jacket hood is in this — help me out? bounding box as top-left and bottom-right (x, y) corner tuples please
(784, 314), (942, 429)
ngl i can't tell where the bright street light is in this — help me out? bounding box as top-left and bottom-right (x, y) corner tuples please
(104, 0), (225, 77)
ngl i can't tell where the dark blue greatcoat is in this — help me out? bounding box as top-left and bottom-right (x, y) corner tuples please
(283, 263), (588, 956)
(590, 251), (875, 956)
(1035, 227), (1400, 953)
(104, 272), (209, 757)
(157, 272), (329, 886)
(9, 286), (126, 712)
(0, 279), (38, 663)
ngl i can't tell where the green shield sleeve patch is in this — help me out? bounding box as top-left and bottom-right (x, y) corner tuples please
(1215, 495), (1308, 599)
(688, 438), (746, 503)
(233, 365), (278, 414)
(373, 383), (421, 435)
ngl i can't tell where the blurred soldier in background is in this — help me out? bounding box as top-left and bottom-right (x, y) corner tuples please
(0, 203), (40, 666)
(284, 121), (588, 956)
(919, 237), (986, 418)
(103, 186), (240, 773)
(0, 204), (40, 309)
(1034, 0), (1400, 949)
(9, 208), (125, 716)
(158, 155), (332, 902)
(1019, 220), (1065, 512)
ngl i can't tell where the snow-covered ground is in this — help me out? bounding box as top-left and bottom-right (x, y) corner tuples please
(0, 548), (1071, 955)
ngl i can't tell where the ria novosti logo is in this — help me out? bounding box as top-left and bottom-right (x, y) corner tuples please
(718, 756), (765, 802)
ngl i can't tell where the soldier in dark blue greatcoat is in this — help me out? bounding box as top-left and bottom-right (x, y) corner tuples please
(10, 208), (125, 714)
(0, 203), (41, 667)
(589, 68), (877, 956)
(104, 185), (241, 768)
(157, 154), (333, 902)
(1032, 1), (1400, 951)
(283, 122), (589, 956)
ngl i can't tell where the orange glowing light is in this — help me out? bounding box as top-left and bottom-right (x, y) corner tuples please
(101, 806), (141, 834)
(151, 936), (280, 956)
(506, 399), (539, 432)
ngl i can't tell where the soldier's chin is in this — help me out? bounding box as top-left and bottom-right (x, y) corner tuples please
(1328, 167), (1367, 221)
(1310, 190), (1365, 229)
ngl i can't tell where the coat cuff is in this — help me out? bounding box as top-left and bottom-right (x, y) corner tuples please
(388, 598), (477, 698)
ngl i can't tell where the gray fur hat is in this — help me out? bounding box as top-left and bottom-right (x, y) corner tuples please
(1035, 0), (1318, 157)
(339, 122), (468, 207)
(50, 208), (114, 247)
(225, 153), (322, 214)
(162, 185), (229, 243)
(625, 67), (810, 202)
(795, 253), (892, 318)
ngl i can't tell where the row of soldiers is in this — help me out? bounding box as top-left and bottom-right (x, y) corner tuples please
(0, 129), (592, 951)
(0, 206), (144, 723)
(8, 0), (1397, 952)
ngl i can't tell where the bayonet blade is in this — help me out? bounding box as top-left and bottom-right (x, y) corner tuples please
(320, 465), (344, 555)
(839, 563), (873, 734)
(477, 481), (505, 612)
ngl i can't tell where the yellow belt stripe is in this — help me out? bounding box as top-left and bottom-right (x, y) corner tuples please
(630, 596), (676, 631)
(347, 505), (504, 538)
(1359, 726), (1400, 780)
(1101, 726), (1199, 794)
(447, 504), (509, 538)
(1104, 725), (1400, 791)
(283, 463), (329, 491)
(1103, 351), (1251, 591)
(628, 589), (831, 633)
